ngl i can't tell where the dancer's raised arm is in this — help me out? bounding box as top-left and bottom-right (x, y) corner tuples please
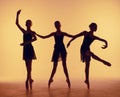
(16, 10), (25, 33)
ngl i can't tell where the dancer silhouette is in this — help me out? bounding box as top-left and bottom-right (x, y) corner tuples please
(67, 23), (111, 89)
(36, 21), (74, 88)
(16, 10), (37, 91)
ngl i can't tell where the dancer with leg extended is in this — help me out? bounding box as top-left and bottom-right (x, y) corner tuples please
(36, 21), (74, 88)
(67, 23), (111, 89)
(16, 10), (37, 91)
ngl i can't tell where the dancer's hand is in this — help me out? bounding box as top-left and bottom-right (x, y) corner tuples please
(20, 42), (27, 46)
(17, 9), (21, 15)
(101, 44), (107, 49)
(67, 42), (70, 48)
(20, 42), (24, 46)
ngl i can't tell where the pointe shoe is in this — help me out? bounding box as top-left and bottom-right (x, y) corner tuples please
(48, 79), (53, 88)
(25, 81), (29, 91)
(84, 80), (90, 89)
(30, 79), (34, 90)
(103, 61), (111, 66)
(66, 79), (71, 88)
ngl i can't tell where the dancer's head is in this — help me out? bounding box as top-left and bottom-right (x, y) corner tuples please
(26, 19), (32, 28)
(89, 23), (97, 31)
(54, 21), (61, 30)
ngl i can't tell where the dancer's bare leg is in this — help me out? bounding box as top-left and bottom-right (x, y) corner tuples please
(91, 52), (111, 66)
(29, 60), (33, 90)
(62, 59), (71, 88)
(84, 61), (90, 89)
(48, 61), (58, 88)
(25, 60), (33, 91)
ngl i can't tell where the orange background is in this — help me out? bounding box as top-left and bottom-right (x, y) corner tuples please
(0, 0), (120, 82)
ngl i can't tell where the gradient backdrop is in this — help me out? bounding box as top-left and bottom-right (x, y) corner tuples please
(0, 0), (120, 82)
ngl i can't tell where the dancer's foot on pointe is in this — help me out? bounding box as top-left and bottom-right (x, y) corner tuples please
(84, 80), (90, 89)
(66, 79), (71, 88)
(48, 79), (53, 88)
(30, 79), (34, 90)
(103, 61), (111, 66)
(25, 81), (29, 91)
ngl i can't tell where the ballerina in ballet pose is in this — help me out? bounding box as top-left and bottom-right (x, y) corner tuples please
(67, 23), (111, 89)
(36, 21), (74, 88)
(16, 10), (37, 91)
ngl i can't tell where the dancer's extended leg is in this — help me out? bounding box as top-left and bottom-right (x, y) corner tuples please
(91, 52), (111, 66)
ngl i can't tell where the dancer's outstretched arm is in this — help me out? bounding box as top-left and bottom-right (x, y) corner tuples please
(63, 32), (74, 38)
(95, 36), (108, 49)
(67, 31), (86, 47)
(35, 32), (54, 39)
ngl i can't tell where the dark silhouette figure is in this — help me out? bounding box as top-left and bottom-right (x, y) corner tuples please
(67, 23), (111, 89)
(36, 21), (74, 88)
(16, 10), (37, 91)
